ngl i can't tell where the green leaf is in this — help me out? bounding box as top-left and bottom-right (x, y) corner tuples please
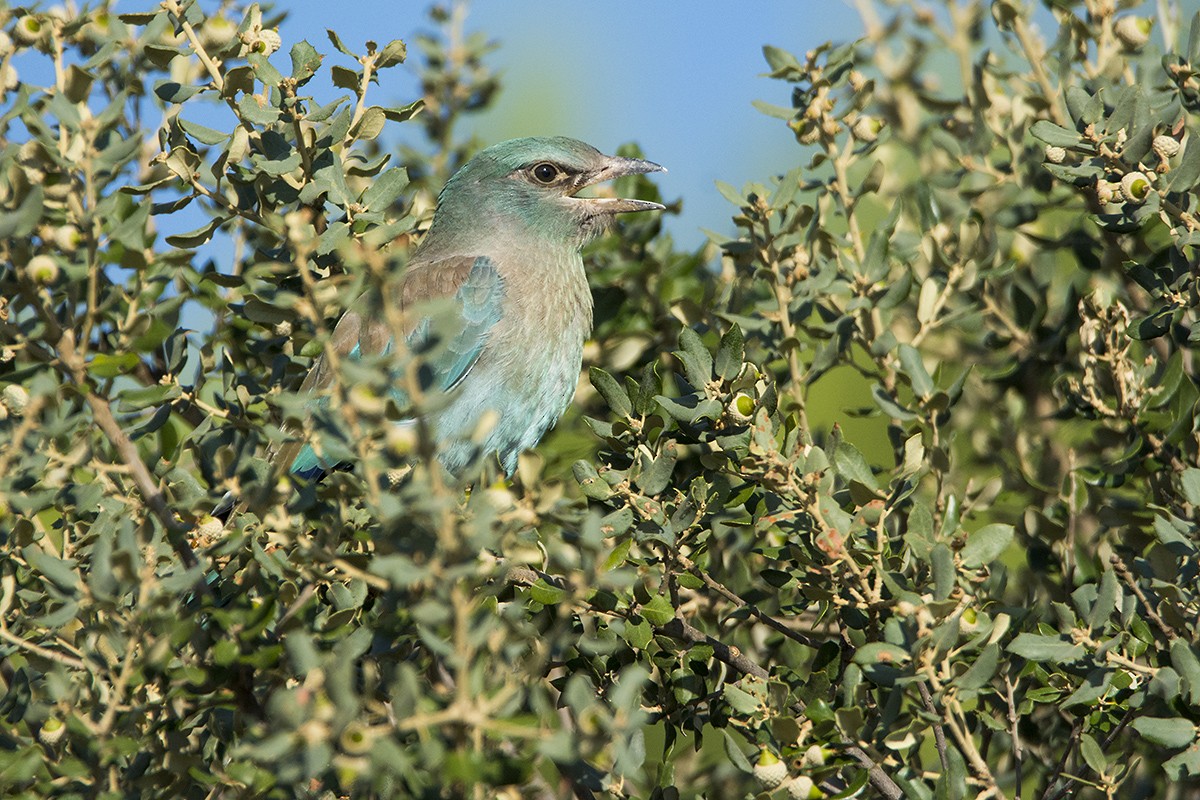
(955, 644), (1000, 690)
(64, 65), (96, 105)
(1065, 85), (1103, 125)
(248, 52), (284, 86)
(1088, 568), (1119, 630)
(381, 99), (424, 122)
(331, 65), (361, 92)
(349, 106), (387, 141)
(1030, 119), (1083, 148)
(762, 44), (802, 74)
(177, 117), (229, 146)
(723, 730), (754, 773)
(376, 38), (407, 68)
(1171, 640), (1200, 703)
(289, 40), (323, 83)
(1180, 468), (1200, 505)
(1132, 717), (1197, 749)
(714, 324), (744, 381)
(154, 81), (202, 104)
(959, 524), (1014, 568)
(640, 594), (675, 626)
(528, 579), (566, 606)
(1079, 733), (1106, 775)
(88, 352), (140, 378)
(165, 217), (224, 248)
(833, 440), (878, 491)
(897, 343), (934, 399)
(237, 92), (281, 125)
(623, 618), (652, 650)
(852, 642), (910, 665)
(590, 367), (632, 418)
(602, 538), (632, 572)
(23, 546), (79, 593)
(722, 684), (761, 714)
(326, 28), (356, 57)
(361, 167), (408, 212)
(0, 185), (43, 238)
(676, 327), (713, 388)
(634, 446), (676, 496)
(1164, 745), (1200, 780)
(118, 11), (161, 23)
(573, 460), (612, 501)
(1008, 633), (1084, 663)
(931, 543), (955, 601)
(599, 507), (634, 537)
(1168, 133), (1200, 192)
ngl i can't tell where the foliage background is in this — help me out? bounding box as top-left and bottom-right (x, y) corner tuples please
(3, 1), (1200, 799)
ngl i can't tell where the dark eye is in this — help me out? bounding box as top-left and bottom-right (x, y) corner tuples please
(531, 163), (560, 184)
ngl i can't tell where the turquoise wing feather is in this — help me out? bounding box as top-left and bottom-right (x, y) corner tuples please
(281, 255), (505, 478)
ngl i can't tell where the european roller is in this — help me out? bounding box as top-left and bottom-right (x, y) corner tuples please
(275, 137), (665, 480)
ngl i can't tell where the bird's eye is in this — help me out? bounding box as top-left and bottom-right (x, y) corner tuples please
(531, 163), (560, 184)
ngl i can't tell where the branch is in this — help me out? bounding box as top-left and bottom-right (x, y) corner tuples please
(55, 331), (201, 572)
(919, 681), (951, 773)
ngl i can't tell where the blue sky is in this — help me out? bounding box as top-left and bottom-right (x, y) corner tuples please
(273, 1), (865, 248)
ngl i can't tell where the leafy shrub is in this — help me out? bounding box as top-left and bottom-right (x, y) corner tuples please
(2, 1), (1200, 798)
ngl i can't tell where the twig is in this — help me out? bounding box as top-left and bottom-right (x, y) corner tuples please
(1011, 15), (1068, 127)
(1040, 721), (1081, 800)
(1110, 554), (1180, 642)
(55, 331), (201, 572)
(1005, 674), (1023, 800)
(919, 681), (951, 773)
(675, 551), (818, 649)
(0, 626), (86, 670)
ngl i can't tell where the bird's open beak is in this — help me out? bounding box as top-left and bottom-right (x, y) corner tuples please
(574, 156), (667, 214)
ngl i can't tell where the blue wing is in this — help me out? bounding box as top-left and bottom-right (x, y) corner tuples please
(407, 256), (504, 393)
(282, 255), (505, 478)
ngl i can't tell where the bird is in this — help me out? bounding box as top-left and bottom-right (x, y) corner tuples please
(273, 136), (666, 481)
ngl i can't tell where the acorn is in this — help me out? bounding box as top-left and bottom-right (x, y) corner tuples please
(753, 749), (790, 790)
(1119, 171), (1151, 203)
(12, 15), (45, 46)
(24, 254), (59, 285)
(38, 716), (66, 745)
(786, 776), (818, 800)
(852, 115), (883, 143)
(1114, 16), (1151, 50)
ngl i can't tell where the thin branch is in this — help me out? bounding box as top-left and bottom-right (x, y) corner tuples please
(55, 331), (202, 572)
(1111, 553), (1180, 642)
(919, 681), (951, 773)
(675, 551), (819, 649)
(0, 626), (87, 670)
(1005, 674), (1023, 800)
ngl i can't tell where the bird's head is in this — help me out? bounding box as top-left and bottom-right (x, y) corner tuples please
(426, 137), (666, 250)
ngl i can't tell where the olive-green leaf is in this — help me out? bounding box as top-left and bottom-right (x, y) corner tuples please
(178, 117), (229, 146)
(714, 323), (744, 381)
(1008, 633), (1084, 663)
(289, 40), (323, 83)
(1132, 717), (1197, 749)
(361, 166), (409, 212)
(376, 38), (407, 68)
(959, 524), (1014, 568)
(1030, 119), (1083, 148)
(88, 352), (141, 378)
(640, 594), (675, 626)
(23, 547), (79, 593)
(590, 367), (632, 418)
